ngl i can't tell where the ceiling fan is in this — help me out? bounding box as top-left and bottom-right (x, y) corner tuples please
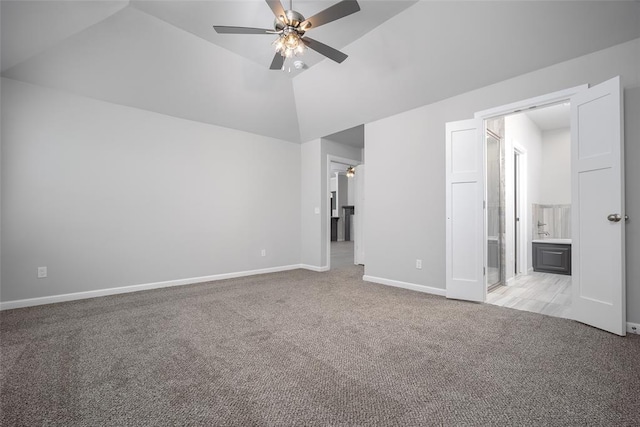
(213, 0), (361, 70)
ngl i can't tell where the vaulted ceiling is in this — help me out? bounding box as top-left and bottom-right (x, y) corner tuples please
(2, 1), (639, 143)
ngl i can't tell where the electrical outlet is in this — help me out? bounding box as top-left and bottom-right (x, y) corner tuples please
(631, 325), (638, 335)
(261, 249), (266, 257)
(314, 207), (320, 214)
(37, 266), (47, 278)
(416, 259), (422, 269)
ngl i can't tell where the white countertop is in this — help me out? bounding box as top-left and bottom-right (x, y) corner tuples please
(532, 238), (572, 244)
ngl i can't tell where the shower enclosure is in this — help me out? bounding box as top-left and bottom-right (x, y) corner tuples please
(486, 126), (504, 289)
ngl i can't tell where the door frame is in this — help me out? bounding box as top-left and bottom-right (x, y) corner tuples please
(474, 85), (588, 294)
(505, 141), (528, 282)
(326, 154), (361, 270)
(513, 144), (528, 277)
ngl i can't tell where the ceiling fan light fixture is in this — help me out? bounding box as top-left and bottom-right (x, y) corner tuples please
(273, 31), (306, 58)
(346, 166), (355, 178)
(284, 32), (299, 49)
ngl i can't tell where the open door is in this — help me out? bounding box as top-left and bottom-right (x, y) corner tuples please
(446, 119), (485, 301)
(354, 165), (365, 265)
(571, 76), (626, 336)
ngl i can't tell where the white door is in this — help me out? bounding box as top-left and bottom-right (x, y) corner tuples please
(571, 76), (626, 336)
(354, 165), (365, 265)
(446, 119), (485, 301)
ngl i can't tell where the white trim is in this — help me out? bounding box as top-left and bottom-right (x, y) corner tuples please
(0, 264), (302, 311)
(300, 264), (330, 272)
(504, 141), (528, 282)
(363, 275), (446, 297)
(627, 322), (640, 335)
(513, 143), (528, 277)
(474, 85), (588, 119)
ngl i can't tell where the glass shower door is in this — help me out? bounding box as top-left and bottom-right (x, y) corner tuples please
(486, 131), (502, 288)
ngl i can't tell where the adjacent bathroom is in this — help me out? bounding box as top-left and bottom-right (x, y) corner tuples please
(485, 102), (572, 318)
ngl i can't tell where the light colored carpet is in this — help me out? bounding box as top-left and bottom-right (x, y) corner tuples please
(1, 266), (639, 426)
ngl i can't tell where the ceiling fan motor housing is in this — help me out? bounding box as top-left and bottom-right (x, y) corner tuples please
(274, 10), (306, 34)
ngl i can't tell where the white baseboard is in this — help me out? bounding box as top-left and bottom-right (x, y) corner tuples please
(0, 264), (302, 311)
(362, 275), (446, 297)
(299, 264), (330, 272)
(627, 322), (640, 335)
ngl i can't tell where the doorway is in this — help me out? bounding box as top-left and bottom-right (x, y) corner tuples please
(326, 156), (362, 271)
(484, 102), (572, 318)
(446, 77), (626, 335)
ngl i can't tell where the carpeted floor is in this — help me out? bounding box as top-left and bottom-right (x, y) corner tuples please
(1, 266), (639, 426)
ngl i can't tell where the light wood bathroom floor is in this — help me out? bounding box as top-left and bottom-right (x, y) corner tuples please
(487, 272), (572, 319)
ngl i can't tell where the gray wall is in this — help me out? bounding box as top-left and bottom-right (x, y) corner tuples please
(1, 78), (301, 302)
(300, 139), (322, 268)
(336, 174), (348, 242)
(625, 86), (640, 324)
(540, 128), (572, 205)
(364, 38), (640, 323)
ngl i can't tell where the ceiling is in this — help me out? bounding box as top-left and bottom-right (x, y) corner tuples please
(524, 103), (570, 132)
(131, 1), (416, 72)
(2, 1), (639, 143)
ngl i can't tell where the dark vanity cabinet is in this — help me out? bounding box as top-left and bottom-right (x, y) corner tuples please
(532, 242), (572, 275)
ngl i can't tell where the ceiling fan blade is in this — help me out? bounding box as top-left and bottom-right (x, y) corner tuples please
(302, 37), (348, 63)
(301, 0), (360, 30)
(270, 53), (285, 70)
(265, 0), (286, 21)
(213, 26), (274, 35)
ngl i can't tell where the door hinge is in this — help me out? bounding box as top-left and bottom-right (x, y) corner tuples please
(483, 267), (486, 276)
(483, 200), (486, 209)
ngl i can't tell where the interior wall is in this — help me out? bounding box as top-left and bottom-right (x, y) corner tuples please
(347, 176), (356, 206)
(363, 104), (437, 288)
(1, 78), (302, 303)
(540, 128), (571, 204)
(624, 86), (640, 326)
(364, 38), (640, 323)
(336, 174), (348, 241)
(300, 139), (322, 268)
